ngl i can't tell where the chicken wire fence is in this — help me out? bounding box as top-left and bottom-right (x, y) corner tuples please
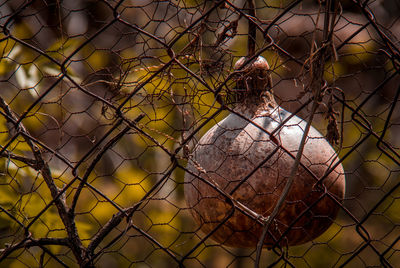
(0, 0), (399, 267)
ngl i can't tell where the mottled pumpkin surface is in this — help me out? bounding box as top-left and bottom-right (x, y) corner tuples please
(184, 104), (345, 248)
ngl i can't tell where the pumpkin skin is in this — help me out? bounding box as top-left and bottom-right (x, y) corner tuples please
(184, 57), (345, 248)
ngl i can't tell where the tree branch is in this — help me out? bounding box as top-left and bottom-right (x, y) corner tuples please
(0, 149), (39, 170)
(0, 237), (70, 260)
(0, 96), (85, 263)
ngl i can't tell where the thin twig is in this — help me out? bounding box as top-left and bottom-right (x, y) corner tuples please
(254, 99), (320, 267)
(247, 0), (256, 57)
(70, 114), (145, 214)
(214, 17), (239, 47)
(254, 3), (335, 265)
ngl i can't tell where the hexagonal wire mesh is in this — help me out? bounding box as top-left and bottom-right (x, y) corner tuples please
(0, 0), (399, 267)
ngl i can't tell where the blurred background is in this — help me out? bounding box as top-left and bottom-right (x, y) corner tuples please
(0, 0), (399, 267)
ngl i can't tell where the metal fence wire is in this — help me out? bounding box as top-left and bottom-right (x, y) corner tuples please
(0, 0), (399, 267)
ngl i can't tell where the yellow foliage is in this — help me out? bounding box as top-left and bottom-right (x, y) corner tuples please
(86, 50), (110, 71)
(342, 40), (376, 65)
(21, 192), (46, 216)
(86, 166), (150, 222)
(324, 61), (346, 82)
(0, 38), (17, 76)
(147, 208), (180, 245)
(76, 220), (94, 247)
(314, 221), (341, 243)
(13, 22), (34, 39)
(384, 59), (396, 74)
(46, 38), (83, 61)
(0, 114), (9, 143)
(113, 184), (148, 207)
(112, 165), (151, 206)
(114, 164), (149, 185)
(90, 201), (118, 223)
(384, 195), (400, 223)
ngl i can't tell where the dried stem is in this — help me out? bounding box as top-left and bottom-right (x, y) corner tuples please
(247, 0), (256, 57)
(254, 99), (320, 267)
(254, 3), (335, 266)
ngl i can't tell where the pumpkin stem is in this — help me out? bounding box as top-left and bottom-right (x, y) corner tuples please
(233, 56), (275, 108)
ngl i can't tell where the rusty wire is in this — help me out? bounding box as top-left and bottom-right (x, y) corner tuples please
(0, 0), (399, 267)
